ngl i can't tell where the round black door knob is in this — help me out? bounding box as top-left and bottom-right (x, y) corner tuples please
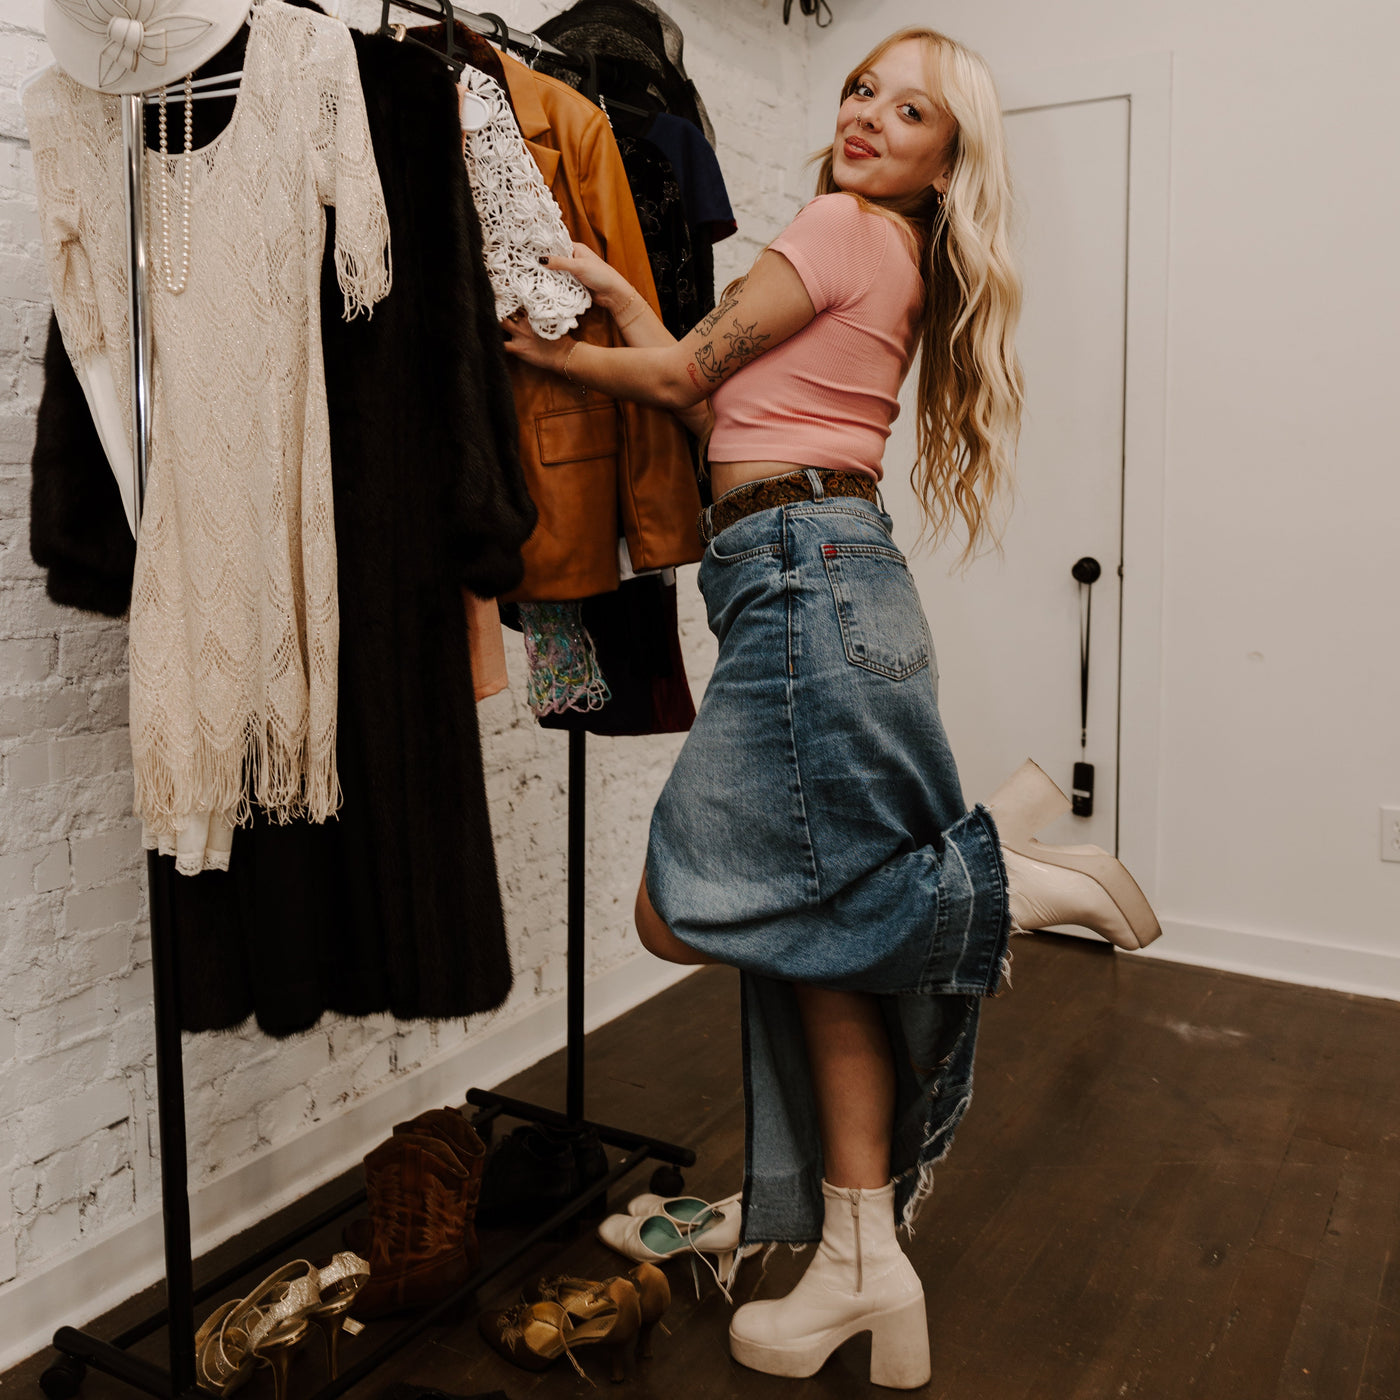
(1071, 556), (1102, 584)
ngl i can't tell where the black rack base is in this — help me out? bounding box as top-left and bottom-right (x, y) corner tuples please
(41, 1094), (695, 1400)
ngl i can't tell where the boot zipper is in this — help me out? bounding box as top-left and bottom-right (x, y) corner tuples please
(848, 1189), (863, 1294)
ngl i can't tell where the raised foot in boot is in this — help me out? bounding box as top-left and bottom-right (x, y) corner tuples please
(986, 760), (1162, 950)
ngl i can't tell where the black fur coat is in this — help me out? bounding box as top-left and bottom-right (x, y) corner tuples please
(30, 26), (537, 1034)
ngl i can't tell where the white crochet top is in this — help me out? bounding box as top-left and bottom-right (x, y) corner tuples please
(459, 65), (590, 339)
(24, 0), (392, 872)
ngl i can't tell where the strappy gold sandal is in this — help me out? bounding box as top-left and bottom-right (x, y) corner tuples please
(479, 1276), (643, 1383)
(305, 1251), (370, 1378)
(523, 1263), (670, 1359)
(194, 1261), (320, 1400)
(194, 1299), (253, 1398)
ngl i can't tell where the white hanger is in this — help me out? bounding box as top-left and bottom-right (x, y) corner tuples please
(459, 86), (489, 132)
(18, 62), (243, 101)
(142, 70), (244, 104)
(19, 63), (56, 95)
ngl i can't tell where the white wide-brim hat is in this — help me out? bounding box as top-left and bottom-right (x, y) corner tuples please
(44, 0), (253, 95)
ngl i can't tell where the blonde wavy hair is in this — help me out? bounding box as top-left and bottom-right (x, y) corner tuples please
(814, 28), (1024, 560)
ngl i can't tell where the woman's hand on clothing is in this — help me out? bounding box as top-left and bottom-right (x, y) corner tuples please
(545, 244), (676, 355)
(500, 308), (710, 437)
(515, 249), (815, 414)
(540, 242), (633, 314)
(500, 311), (573, 375)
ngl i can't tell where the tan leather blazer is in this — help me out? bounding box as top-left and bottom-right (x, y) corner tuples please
(499, 53), (702, 601)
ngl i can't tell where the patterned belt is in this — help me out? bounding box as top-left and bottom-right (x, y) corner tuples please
(698, 468), (879, 545)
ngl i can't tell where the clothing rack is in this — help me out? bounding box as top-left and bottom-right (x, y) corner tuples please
(380, 1), (571, 68)
(38, 42), (694, 1400)
(447, 4), (568, 57)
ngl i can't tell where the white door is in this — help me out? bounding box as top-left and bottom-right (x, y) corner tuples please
(886, 97), (1130, 857)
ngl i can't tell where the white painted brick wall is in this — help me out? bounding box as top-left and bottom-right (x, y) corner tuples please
(0, 0), (809, 1307)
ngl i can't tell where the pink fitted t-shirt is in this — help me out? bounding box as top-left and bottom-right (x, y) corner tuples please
(707, 193), (924, 481)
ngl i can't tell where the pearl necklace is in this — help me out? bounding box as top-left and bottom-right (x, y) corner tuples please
(156, 73), (194, 296)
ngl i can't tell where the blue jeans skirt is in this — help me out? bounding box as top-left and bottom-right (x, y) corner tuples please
(645, 480), (1012, 1245)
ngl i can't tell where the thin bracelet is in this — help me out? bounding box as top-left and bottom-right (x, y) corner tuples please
(562, 340), (583, 386)
(612, 290), (642, 328)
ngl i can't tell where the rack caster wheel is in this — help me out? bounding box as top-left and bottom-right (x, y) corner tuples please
(40, 1357), (86, 1399)
(649, 1164), (685, 1197)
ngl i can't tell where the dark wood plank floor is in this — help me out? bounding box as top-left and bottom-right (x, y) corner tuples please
(7, 936), (1400, 1400)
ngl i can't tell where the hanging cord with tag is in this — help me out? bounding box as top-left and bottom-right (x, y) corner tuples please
(1071, 556), (1100, 816)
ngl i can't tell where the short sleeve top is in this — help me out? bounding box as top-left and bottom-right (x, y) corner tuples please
(707, 193), (924, 480)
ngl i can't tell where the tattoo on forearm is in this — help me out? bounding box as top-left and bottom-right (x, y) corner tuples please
(693, 279), (747, 337)
(723, 319), (769, 364)
(686, 363), (703, 389)
(695, 342), (725, 381)
(692, 318), (772, 384)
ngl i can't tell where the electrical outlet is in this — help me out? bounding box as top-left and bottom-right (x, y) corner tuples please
(1382, 806), (1400, 863)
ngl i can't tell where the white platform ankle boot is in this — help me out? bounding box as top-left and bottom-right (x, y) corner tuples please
(986, 759), (1163, 949)
(728, 1180), (931, 1389)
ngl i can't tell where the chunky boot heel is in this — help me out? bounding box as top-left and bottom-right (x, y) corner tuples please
(868, 1296), (933, 1389)
(729, 1182), (930, 1385)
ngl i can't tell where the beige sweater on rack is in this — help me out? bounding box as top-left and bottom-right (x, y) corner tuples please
(25, 0), (392, 871)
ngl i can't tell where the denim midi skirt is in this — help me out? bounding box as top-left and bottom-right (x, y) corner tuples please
(646, 481), (1012, 1246)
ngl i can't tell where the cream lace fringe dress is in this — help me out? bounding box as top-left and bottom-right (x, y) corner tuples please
(25, 0), (392, 872)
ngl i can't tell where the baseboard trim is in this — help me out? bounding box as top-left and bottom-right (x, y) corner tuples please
(1142, 917), (1400, 1003)
(1, 954), (700, 1373)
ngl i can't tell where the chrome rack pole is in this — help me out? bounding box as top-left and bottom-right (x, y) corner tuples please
(447, 5), (569, 57)
(120, 97), (152, 532)
(120, 93), (198, 1396)
(45, 94), (198, 1400)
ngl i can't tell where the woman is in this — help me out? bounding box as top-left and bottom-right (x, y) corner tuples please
(503, 26), (1160, 1389)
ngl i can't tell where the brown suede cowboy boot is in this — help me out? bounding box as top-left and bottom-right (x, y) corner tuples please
(395, 1107), (488, 1267)
(354, 1109), (487, 1319)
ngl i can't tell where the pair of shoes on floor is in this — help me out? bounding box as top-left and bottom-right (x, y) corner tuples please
(986, 759), (1163, 949)
(597, 1189), (744, 1298)
(476, 1121), (609, 1230)
(478, 1262), (669, 1383)
(730, 1180), (930, 1390)
(344, 1106), (487, 1320)
(194, 1253), (369, 1400)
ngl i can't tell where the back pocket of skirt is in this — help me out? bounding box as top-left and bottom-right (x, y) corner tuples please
(823, 544), (931, 680)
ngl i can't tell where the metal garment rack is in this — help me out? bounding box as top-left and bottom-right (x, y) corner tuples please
(39, 46), (694, 1400)
(380, 1), (568, 69)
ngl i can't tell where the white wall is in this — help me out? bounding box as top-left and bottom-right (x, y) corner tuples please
(808, 0), (1400, 994)
(0, 0), (810, 1367)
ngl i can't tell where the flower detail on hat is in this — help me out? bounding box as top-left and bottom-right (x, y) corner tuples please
(51, 0), (215, 89)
